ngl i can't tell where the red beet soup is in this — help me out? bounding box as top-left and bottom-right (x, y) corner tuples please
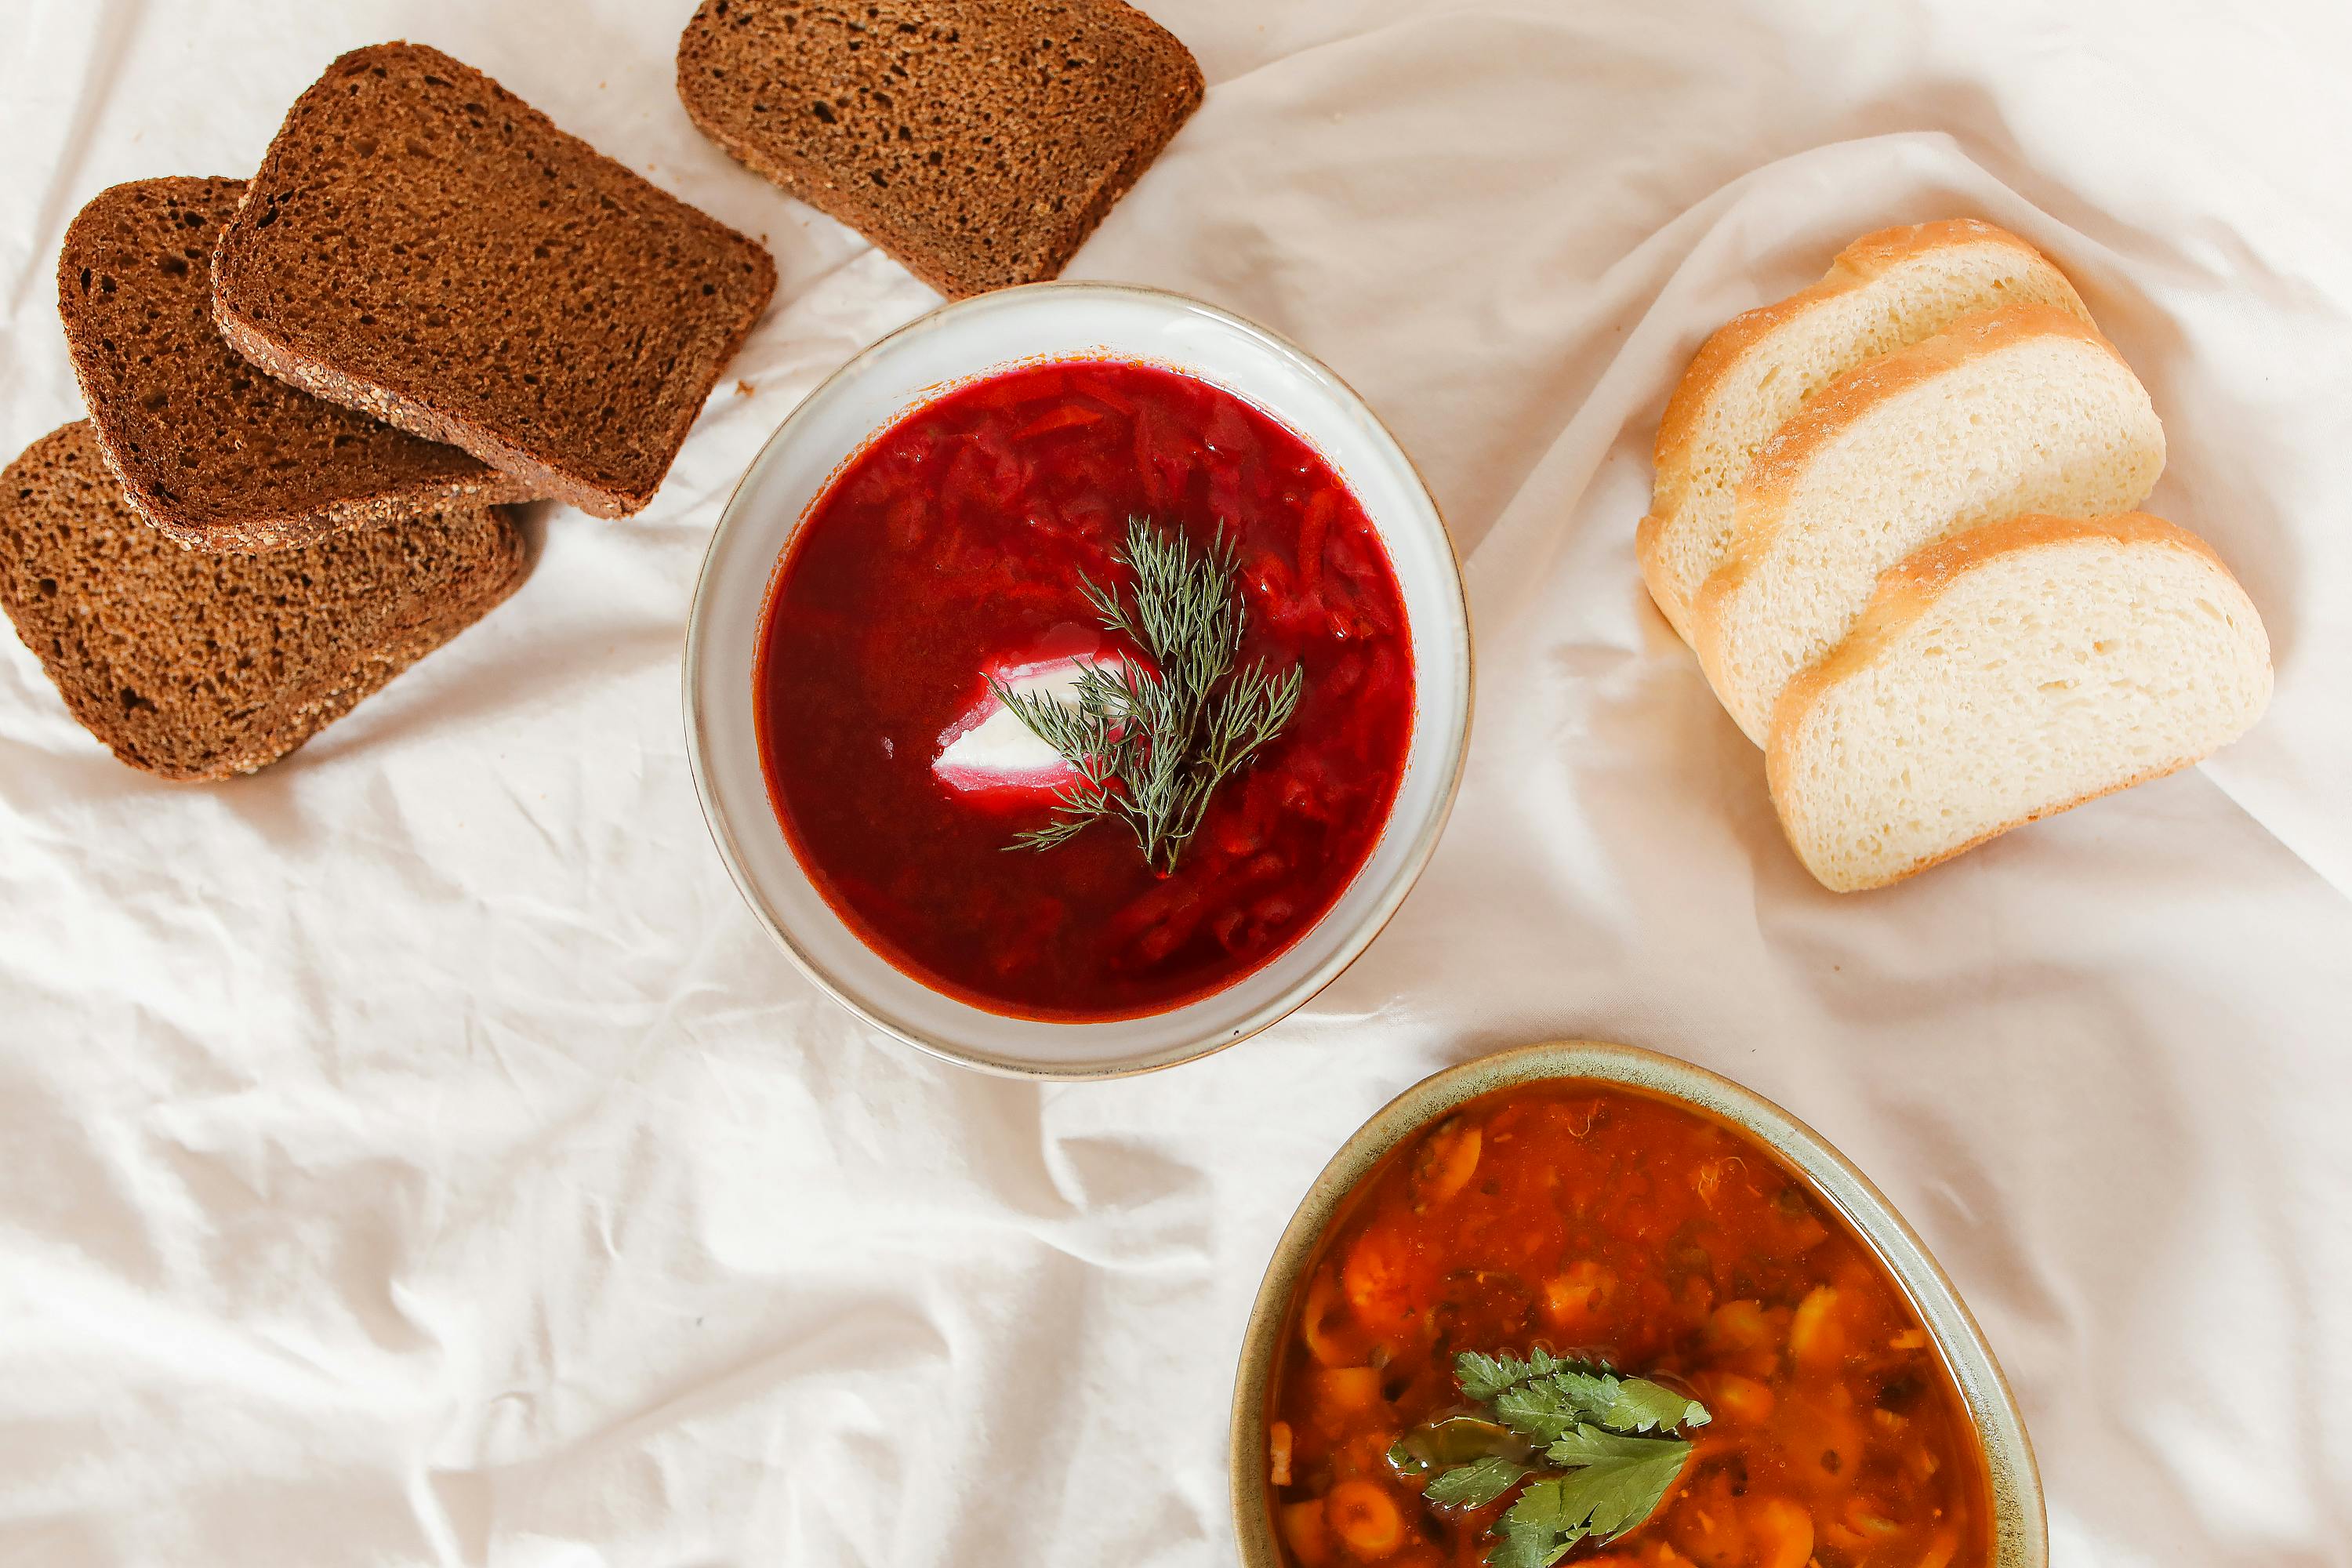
(753, 360), (1414, 1022)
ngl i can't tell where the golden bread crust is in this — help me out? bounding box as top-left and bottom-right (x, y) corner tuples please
(1687, 303), (2127, 694)
(1639, 220), (2077, 634)
(1765, 512), (2263, 891)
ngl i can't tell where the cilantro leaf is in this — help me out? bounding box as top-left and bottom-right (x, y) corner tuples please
(1487, 1367), (1710, 1444)
(1430, 1341), (1711, 1567)
(1489, 1518), (1566, 1568)
(1489, 1520), (1572, 1568)
(1455, 1348), (1542, 1403)
(1423, 1455), (1533, 1509)
(1391, 1416), (1535, 1477)
(1492, 1367), (1624, 1442)
(1492, 1479), (1592, 1568)
(1600, 1376), (1711, 1435)
(1541, 1425), (1697, 1540)
(1454, 1348), (1609, 1406)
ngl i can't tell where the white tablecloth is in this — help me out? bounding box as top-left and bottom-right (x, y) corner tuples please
(2, 2), (2347, 1563)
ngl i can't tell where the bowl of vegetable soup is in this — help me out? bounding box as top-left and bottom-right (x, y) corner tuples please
(1232, 1040), (2044, 1568)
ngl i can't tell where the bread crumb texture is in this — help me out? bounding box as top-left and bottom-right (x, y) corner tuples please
(212, 42), (777, 517)
(677, 0), (1202, 297)
(61, 176), (527, 550)
(1769, 515), (2270, 891)
(1697, 307), (2162, 744)
(1642, 220), (2087, 642)
(0, 423), (530, 780)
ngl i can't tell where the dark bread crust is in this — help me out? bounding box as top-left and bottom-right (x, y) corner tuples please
(0, 422), (530, 780)
(60, 176), (534, 553)
(676, 0), (1203, 299)
(211, 42), (778, 519)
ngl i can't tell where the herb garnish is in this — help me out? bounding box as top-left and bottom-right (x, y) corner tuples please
(1387, 1349), (1710, 1568)
(989, 515), (1303, 873)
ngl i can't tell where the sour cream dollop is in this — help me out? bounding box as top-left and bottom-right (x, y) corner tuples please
(932, 651), (1129, 798)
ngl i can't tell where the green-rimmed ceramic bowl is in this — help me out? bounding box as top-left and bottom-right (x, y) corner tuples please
(1229, 1040), (2046, 1566)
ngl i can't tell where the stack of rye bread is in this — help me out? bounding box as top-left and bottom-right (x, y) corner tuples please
(2, 42), (777, 781)
(1641, 219), (2272, 892)
(4, 2), (1206, 782)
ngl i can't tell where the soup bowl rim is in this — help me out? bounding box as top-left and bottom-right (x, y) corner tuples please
(1228, 1038), (2048, 1566)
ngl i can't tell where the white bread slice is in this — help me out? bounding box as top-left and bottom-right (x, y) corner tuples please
(1639, 220), (2089, 644)
(1768, 513), (2271, 892)
(1694, 304), (2164, 745)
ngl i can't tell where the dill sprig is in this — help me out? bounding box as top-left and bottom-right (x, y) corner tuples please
(988, 516), (1304, 874)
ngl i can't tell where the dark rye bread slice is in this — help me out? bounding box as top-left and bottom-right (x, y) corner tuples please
(676, 0), (1203, 299)
(212, 42), (778, 519)
(0, 422), (529, 780)
(60, 176), (533, 552)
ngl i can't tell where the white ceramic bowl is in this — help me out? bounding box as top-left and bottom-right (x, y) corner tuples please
(684, 283), (1472, 1079)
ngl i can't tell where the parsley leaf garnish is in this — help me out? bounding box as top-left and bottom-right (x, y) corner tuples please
(1492, 1501), (1576, 1568)
(1423, 1455), (1534, 1509)
(1599, 1376), (1711, 1436)
(1533, 1425), (1697, 1536)
(1454, 1347), (1571, 1403)
(1493, 1367), (1628, 1442)
(1402, 1349), (1709, 1566)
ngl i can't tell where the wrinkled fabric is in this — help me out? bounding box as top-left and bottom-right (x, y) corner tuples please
(2, 2), (2348, 1565)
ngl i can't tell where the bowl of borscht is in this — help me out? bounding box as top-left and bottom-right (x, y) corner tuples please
(1232, 1041), (2045, 1568)
(684, 284), (1472, 1077)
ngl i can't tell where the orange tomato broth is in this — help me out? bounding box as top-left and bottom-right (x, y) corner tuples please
(1265, 1082), (1992, 1568)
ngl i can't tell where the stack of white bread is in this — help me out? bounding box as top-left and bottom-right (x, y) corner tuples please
(1641, 220), (2271, 892)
